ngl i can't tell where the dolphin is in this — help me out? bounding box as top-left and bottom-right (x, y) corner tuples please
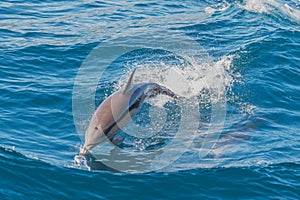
(80, 69), (179, 155)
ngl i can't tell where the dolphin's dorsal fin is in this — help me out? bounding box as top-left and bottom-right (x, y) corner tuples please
(122, 69), (136, 94)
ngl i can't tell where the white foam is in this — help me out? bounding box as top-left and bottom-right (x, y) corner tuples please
(241, 0), (273, 14)
(241, 0), (300, 23)
(205, 7), (215, 15)
(204, 2), (230, 15)
(116, 54), (235, 108)
(282, 3), (300, 22)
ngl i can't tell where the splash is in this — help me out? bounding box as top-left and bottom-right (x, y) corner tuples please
(79, 48), (255, 172)
(73, 154), (91, 171)
(115, 55), (235, 107)
(73, 29), (255, 172)
(241, 0), (274, 14)
(240, 0), (300, 23)
(204, 0), (300, 23)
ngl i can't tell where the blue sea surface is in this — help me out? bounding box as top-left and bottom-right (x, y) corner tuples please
(1, 0), (300, 199)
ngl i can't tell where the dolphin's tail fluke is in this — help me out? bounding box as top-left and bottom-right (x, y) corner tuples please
(146, 83), (181, 99)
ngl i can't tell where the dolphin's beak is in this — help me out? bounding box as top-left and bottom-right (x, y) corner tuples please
(79, 146), (88, 156)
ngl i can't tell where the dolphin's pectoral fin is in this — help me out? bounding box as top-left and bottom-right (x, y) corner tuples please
(110, 135), (125, 146)
(146, 83), (181, 99)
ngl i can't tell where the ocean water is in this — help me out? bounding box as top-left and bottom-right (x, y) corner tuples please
(1, 0), (300, 199)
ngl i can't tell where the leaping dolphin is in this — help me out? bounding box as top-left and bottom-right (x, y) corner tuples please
(80, 69), (179, 155)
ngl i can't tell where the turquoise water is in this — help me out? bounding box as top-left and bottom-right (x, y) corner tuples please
(1, 0), (300, 199)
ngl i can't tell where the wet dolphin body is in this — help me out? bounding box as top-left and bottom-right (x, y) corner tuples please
(80, 69), (179, 155)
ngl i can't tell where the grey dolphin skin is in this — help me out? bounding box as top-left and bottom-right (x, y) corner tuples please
(80, 69), (179, 155)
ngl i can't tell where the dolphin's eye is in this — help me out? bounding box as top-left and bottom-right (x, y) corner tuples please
(94, 127), (98, 130)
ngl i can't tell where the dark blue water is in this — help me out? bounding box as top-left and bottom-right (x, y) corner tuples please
(1, 0), (300, 199)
